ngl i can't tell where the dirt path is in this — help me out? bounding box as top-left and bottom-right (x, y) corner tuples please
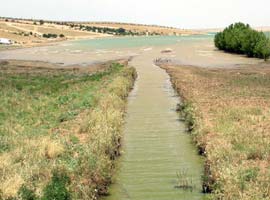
(106, 51), (204, 200)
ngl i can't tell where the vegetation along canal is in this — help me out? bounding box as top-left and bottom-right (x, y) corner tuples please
(105, 51), (204, 200)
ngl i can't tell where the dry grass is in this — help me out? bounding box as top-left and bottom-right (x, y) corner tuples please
(12, 23), (99, 38)
(160, 64), (270, 200)
(0, 20), (105, 47)
(0, 60), (136, 199)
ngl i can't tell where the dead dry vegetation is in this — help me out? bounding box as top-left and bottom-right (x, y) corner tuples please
(0, 60), (136, 199)
(160, 64), (270, 200)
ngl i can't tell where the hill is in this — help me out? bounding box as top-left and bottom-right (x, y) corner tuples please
(0, 17), (203, 48)
(82, 21), (202, 36)
(0, 18), (110, 47)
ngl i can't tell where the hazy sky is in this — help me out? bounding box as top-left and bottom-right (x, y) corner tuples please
(1, 0), (270, 29)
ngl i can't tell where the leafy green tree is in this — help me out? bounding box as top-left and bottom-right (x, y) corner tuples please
(254, 37), (270, 60)
(215, 22), (270, 60)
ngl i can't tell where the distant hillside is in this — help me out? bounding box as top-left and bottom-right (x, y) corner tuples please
(198, 26), (270, 33)
(0, 17), (109, 47)
(0, 17), (204, 48)
(82, 21), (203, 36)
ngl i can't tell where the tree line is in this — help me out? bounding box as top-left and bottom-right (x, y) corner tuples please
(68, 24), (160, 36)
(215, 22), (270, 60)
(42, 33), (65, 38)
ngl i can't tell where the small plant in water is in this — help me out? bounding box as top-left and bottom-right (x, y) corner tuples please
(175, 168), (195, 192)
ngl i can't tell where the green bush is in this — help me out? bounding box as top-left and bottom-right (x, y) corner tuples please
(215, 22), (270, 60)
(17, 172), (71, 200)
(42, 171), (71, 200)
(18, 185), (37, 200)
(42, 33), (58, 38)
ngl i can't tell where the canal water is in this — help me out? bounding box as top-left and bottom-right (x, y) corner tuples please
(105, 50), (204, 200)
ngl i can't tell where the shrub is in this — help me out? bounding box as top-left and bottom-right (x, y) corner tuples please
(59, 34), (65, 38)
(42, 171), (71, 200)
(42, 33), (58, 38)
(18, 185), (37, 200)
(215, 22), (270, 60)
(116, 28), (126, 35)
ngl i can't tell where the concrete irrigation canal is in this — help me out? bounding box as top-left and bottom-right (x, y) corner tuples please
(106, 50), (204, 200)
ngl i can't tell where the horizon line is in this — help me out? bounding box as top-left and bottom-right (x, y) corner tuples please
(1, 16), (270, 31)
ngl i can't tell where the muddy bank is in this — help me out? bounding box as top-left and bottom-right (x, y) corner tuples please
(0, 37), (264, 67)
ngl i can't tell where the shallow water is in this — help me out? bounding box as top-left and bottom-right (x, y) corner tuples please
(105, 51), (204, 200)
(66, 35), (213, 50)
(0, 35), (263, 67)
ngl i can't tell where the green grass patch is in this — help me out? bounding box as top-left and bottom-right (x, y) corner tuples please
(0, 61), (136, 199)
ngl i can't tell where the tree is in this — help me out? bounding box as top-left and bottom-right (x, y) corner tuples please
(215, 22), (270, 60)
(118, 28), (126, 33)
(40, 20), (44, 25)
(254, 37), (270, 60)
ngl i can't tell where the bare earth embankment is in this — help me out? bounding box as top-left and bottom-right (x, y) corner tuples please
(0, 60), (136, 199)
(160, 64), (270, 199)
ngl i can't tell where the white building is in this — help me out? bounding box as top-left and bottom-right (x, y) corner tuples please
(0, 38), (12, 45)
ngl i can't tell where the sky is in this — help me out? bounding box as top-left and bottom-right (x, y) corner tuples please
(1, 0), (270, 29)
